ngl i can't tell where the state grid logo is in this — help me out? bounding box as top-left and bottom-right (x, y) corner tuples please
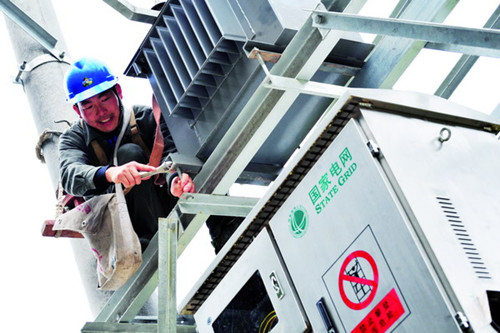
(288, 205), (309, 238)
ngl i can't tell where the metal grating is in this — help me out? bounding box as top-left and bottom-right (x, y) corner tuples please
(437, 196), (491, 280)
(180, 104), (358, 314)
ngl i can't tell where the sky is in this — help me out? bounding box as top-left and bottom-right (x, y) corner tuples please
(0, 0), (498, 332)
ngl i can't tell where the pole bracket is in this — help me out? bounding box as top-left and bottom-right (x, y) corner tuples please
(13, 53), (70, 84)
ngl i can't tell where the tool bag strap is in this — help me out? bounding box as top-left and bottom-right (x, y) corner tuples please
(90, 139), (108, 166)
(148, 95), (164, 168)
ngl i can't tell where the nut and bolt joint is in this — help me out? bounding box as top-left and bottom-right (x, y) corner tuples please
(314, 15), (324, 24)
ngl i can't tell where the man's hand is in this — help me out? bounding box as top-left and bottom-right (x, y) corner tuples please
(171, 173), (196, 198)
(105, 162), (156, 188)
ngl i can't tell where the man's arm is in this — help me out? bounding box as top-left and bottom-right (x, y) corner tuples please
(104, 162), (195, 197)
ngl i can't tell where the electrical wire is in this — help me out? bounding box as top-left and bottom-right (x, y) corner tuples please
(258, 310), (278, 333)
(262, 313), (278, 333)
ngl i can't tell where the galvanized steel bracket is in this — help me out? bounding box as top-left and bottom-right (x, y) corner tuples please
(13, 53), (70, 85)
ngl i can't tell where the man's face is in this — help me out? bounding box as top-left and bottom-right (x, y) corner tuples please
(74, 85), (122, 133)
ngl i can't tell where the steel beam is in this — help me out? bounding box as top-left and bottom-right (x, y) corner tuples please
(158, 217), (178, 333)
(177, 193), (258, 217)
(102, 0), (158, 24)
(311, 11), (500, 58)
(347, 0), (459, 88)
(263, 75), (348, 99)
(81, 322), (196, 332)
(371, 0), (411, 45)
(0, 0), (63, 58)
(247, 48), (361, 76)
(82, 322), (157, 332)
(435, 5), (500, 98)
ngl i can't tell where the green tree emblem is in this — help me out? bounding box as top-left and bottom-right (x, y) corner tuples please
(289, 205), (309, 238)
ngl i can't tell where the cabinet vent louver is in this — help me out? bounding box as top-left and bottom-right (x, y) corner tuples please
(437, 196), (491, 279)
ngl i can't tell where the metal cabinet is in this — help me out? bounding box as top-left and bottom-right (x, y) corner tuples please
(266, 93), (500, 332)
(194, 229), (309, 333)
(192, 90), (500, 332)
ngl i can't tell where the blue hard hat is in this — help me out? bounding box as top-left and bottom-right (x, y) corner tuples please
(64, 57), (118, 104)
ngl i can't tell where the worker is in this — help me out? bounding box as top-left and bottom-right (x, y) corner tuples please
(59, 57), (195, 251)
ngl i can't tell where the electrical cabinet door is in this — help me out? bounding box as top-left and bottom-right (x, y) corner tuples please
(359, 108), (500, 332)
(194, 229), (309, 333)
(269, 119), (461, 332)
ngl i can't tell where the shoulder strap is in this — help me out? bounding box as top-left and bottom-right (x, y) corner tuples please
(129, 109), (151, 157)
(79, 119), (108, 165)
(148, 96), (164, 167)
(91, 140), (109, 166)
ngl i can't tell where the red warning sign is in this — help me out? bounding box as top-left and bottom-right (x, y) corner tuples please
(352, 288), (405, 333)
(338, 250), (379, 310)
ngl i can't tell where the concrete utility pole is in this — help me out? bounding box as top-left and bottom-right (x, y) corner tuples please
(3, 0), (114, 316)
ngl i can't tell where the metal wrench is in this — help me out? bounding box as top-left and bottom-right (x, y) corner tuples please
(140, 160), (174, 178)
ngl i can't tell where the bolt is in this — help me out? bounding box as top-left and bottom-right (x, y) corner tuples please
(314, 15), (324, 24)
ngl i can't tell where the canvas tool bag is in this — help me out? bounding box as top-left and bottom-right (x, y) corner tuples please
(52, 193), (142, 290)
(53, 104), (142, 290)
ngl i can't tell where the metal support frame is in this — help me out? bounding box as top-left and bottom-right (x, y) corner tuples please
(349, 0), (459, 89)
(175, 1), (357, 259)
(84, 0), (500, 331)
(176, 193), (259, 217)
(311, 11), (500, 58)
(263, 75), (347, 99)
(101, 0), (159, 24)
(158, 216), (178, 332)
(13, 53), (70, 85)
(88, 195), (258, 329)
(435, 5), (500, 98)
(83, 215), (196, 332)
(82, 322), (196, 332)
(177, 0), (500, 318)
(0, 0), (64, 59)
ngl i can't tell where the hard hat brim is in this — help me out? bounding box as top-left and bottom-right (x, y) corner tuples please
(66, 78), (118, 104)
